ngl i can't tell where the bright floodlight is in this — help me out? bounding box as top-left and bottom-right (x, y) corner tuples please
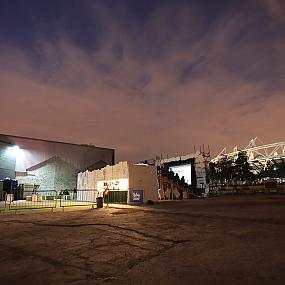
(7, 145), (21, 157)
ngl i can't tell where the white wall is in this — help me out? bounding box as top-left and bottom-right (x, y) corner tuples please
(77, 162), (158, 203)
(129, 164), (158, 202)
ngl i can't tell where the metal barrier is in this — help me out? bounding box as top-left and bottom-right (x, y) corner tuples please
(0, 191), (6, 212)
(8, 190), (58, 211)
(0, 188), (130, 212)
(59, 189), (98, 209)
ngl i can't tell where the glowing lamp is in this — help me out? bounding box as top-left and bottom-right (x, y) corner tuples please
(7, 145), (21, 157)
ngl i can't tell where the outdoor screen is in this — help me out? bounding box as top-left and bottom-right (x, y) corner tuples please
(169, 164), (192, 185)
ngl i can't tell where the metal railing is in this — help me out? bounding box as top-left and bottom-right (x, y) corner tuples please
(59, 189), (98, 209)
(7, 190), (58, 211)
(0, 188), (133, 212)
(0, 189), (101, 212)
(0, 190), (6, 212)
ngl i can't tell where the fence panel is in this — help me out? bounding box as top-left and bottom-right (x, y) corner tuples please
(0, 190), (6, 211)
(59, 189), (98, 208)
(8, 190), (58, 211)
(1, 188), (130, 212)
(107, 191), (128, 204)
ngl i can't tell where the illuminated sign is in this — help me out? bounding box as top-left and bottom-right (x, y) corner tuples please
(169, 164), (192, 185)
(97, 179), (129, 193)
(130, 190), (144, 204)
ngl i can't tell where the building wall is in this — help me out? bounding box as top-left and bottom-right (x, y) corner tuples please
(77, 161), (129, 190)
(77, 162), (158, 202)
(0, 134), (115, 172)
(54, 159), (77, 191)
(129, 164), (158, 202)
(16, 159), (78, 191)
(0, 141), (16, 180)
(17, 162), (56, 190)
(96, 161), (129, 182)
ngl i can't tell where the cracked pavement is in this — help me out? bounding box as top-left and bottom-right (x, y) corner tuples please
(0, 195), (285, 284)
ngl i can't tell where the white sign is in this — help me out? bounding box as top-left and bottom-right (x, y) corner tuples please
(97, 178), (129, 193)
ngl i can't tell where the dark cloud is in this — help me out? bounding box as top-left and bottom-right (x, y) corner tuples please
(0, 0), (284, 162)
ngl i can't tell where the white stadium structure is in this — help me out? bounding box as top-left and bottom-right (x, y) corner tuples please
(212, 138), (285, 171)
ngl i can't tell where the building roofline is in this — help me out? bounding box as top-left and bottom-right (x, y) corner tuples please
(26, 156), (61, 171)
(0, 133), (115, 151)
(0, 139), (14, 146)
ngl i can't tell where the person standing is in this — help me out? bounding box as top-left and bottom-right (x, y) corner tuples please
(103, 184), (109, 207)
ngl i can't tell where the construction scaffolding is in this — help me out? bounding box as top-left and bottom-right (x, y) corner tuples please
(156, 146), (211, 198)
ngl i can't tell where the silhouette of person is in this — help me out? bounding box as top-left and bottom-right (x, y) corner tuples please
(103, 185), (109, 207)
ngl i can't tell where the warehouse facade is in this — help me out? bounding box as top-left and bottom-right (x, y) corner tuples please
(0, 134), (114, 191)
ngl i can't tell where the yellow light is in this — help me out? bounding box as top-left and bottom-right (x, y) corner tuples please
(97, 178), (129, 192)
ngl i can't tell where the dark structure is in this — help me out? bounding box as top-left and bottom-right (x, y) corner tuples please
(158, 158), (199, 199)
(0, 140), (16, 180)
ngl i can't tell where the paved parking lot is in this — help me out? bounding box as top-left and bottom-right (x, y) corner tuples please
(0, 195), (285, 284)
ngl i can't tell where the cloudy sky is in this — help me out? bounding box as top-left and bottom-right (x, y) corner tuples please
(0, 0), (284, 162)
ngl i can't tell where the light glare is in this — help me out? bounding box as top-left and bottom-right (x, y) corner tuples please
(7, 145), (22, 158)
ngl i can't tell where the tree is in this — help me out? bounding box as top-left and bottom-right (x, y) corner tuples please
(218, 156), (234, 184)
(232, 151), (255, 184)
(258, 160), (285, 180)
(209, 162), (218, 184)
(209, 152), (256, 186)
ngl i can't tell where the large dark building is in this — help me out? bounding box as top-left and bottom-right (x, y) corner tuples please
(0, 134), (114, 191)
(0, 140), (16, 180)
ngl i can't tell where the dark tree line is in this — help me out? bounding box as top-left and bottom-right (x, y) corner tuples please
(257, 160), (285, 181)
(209, 151), (285, 185)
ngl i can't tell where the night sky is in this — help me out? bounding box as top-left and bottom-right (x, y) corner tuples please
(0, 0), (284, 162)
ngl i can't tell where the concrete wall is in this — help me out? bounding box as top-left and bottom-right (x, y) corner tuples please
(0, 141), (16, 180)
(17, 162), (56, 190)
(17, 158), (77, 191)
(77, 161), (129, 190)
(54, 159), (77, 191)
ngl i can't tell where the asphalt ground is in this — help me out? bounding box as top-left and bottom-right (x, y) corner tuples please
(0, 195), (285, 285)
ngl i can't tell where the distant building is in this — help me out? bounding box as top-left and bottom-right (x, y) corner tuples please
(211, 138), (285, 172)
(0, 134), (114, 191)
(0, 140), (16, 179)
